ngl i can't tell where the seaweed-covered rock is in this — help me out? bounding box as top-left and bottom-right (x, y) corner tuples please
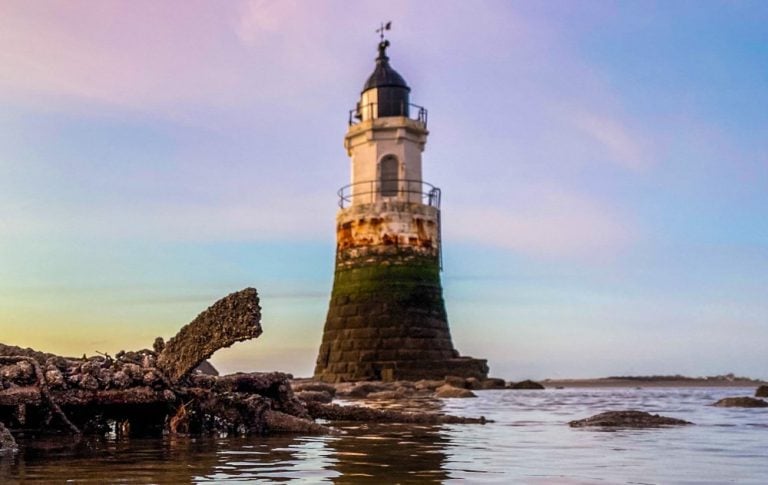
(755, 386), (768, 398)
(569, 410), (692, 428)
(509, 379), (545, 390)
(713, 397), (768, 408)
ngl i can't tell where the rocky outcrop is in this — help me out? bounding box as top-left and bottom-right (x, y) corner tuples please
(157, 288), (262, 383)
(569, 410), (692, 428)
(509, 380), (545, 390)
(755, 386), (768, 398)
(713, 397), (768, 408)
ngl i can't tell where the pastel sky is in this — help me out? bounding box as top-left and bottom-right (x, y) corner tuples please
(1, 1), (766, 379)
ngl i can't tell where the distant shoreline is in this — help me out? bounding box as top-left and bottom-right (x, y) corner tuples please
(541, 377), (766, 388)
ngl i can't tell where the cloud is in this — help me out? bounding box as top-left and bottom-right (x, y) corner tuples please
(447, 185), (637, 260)
(0, 1), (345, 115)
(570, 111), (650, 171)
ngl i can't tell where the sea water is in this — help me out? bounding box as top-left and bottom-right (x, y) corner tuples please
(2, 387), (766, 483)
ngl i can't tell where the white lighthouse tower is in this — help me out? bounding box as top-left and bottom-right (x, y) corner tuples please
(314, 32), (488, 382)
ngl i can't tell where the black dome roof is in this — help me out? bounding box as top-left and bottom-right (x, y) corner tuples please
(362, 40), (410, 93)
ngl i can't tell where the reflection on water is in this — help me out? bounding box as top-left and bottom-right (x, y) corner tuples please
(2, 387), (768, 483)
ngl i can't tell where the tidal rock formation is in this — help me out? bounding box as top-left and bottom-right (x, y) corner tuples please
(509, 380), (545, 390)
(755, 386), (768, 398)
(157, 288), (262, 383)
(713, 397), (768, 408)
(569, 410), (692, 428)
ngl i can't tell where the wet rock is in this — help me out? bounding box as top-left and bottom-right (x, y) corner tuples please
(188, 374), (216, 389)
(292, 381), (337, 397)
(445, 376), (468, 388)
(44, 368), (66, 389)
(157, 287), (262, 383)
(509, 379), (545, 390)
(124, 364), (145, 384)
(569, 410), (692, 428)
(264, 410), (329, 434)
(111, 371), (132, 389)
(79, 361), (100, 377)
(755, 386), (768, 398)
(367, 390), (399, 400)
(414, 379), (444, 391)
(0, 422), (17, 452)
(480, 378), (506, 390)
(1, 362), (34, 386)
(306, 401), (487, 425)
(713, 397), (768, 408)
(142, 370), (162, 387)
(435, 384), (476, 398)
(345, 382), (388, 398)
(79, 374), (99, 391)
(296, 390), (333, 404)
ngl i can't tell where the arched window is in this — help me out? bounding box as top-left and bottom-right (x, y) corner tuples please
(379, 155), (399, 197)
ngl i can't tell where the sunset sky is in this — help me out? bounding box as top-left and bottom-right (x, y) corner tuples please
(1, 1), (766, 379)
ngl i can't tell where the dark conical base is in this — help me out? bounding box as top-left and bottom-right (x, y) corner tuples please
(314, 251), (488, 382)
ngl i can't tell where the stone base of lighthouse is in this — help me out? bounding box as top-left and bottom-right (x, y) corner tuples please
(314, 201), (489, 383)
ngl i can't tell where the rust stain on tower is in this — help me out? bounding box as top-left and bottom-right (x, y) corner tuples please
(314, 33), (488, 383)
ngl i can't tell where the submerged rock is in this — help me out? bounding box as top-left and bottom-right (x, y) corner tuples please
(713, 397), (768, 408)
(569, 410), (692, 428)
(509, 379), (545, 390)
(755, 386), (768, 398)
(435, 384), (476, 398)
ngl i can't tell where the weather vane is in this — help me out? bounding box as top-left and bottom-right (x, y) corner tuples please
(376, 21), (392, 42)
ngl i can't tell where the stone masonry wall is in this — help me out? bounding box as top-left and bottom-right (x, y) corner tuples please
(314, 204), (489, 382)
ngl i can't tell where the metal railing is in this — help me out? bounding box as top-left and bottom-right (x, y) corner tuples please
(348, 102), (428, 127)
(337, 179), (441, 209)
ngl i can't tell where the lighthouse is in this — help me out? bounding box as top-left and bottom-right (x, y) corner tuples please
(314, 33), (488, 382)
